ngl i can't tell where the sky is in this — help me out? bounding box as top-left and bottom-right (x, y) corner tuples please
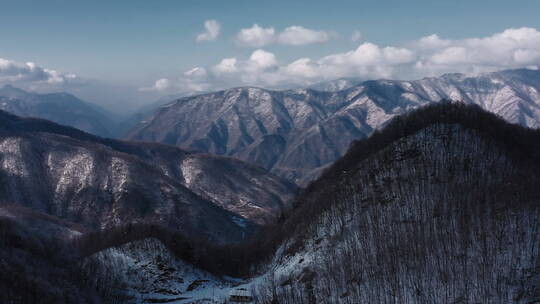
(1, 0), (540, 113)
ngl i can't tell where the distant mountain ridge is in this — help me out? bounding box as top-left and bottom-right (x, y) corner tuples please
(126, 68), (540, 185)
(0, 85), (117, 137)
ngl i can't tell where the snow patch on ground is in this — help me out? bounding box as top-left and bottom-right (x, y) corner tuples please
(87, 238), (264, 303)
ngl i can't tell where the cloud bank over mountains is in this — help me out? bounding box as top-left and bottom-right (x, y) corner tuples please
(144, 27), (540, 93)
(2, 26), (540, 107)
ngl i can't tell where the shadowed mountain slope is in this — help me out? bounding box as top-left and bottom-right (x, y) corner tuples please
(0, 110), (296, 240)
(250, 103), (540, 303)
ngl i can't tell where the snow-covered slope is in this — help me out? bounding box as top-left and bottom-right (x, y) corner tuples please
(84, 238), (251, 303)
(179, 154), (296, 225)
(126, 68), (540, 185)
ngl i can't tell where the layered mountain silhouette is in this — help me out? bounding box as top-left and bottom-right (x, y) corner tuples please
(1, 102), (539, 303)
(0, 85), (117, 137)
(126, 68), (540, 185)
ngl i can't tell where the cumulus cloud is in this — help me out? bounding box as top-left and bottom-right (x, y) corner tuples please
(144, 27), (540, 93)
(412, 27), (540, 75)
(196, 19), (220, 42)
(277, 26), (330, 46)
(214, 58), (238, 74)
(139, 78), (172, 92)
(139, 67), (213, 93)
(236, 24), (331, 47)
(0, 58), (79, 90)
(236, 24), (276, 47)
(414, 34), (450, 49)
(246, 49), (277, 71)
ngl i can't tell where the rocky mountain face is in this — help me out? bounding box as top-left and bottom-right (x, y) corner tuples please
(0, 110), (295, 236)
(126, 68), (540, 185)
(250, 103), (540, 303)
(0, 85), (116, 137)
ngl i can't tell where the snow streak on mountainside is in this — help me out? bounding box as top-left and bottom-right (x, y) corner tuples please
(127, 68), (540, 185)
(0, 85), (117, 137)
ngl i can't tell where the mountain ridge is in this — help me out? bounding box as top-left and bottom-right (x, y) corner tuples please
(0, 109), (296, 233)
(126, 68), (540, 185)
(0, 85), (117, 137)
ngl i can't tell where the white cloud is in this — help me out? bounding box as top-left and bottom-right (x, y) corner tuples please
(430, 47), (468, 65)
(277, 26), (330, 46)
(514, 49), (540, 64)
(413, 27), (540, 75)
(0, 58), (80, 91)
(196, 20), (220, 42)
(236, 24), (276, 47)
(236, 24), (332, 47)
(213, 58), (238, 74)
(285, 58), (318, 79)
(351, 31), (362, 42)
(247, 49), (277, 71)
(144, 27), (540, 93)
(139, 68), (213, 93)
(414, 34), (451, 49)
(139, 78), (171, 92)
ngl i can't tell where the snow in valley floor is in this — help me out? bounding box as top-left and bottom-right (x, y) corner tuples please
(86, 238), (266, 303)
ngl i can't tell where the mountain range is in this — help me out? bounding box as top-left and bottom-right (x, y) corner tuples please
(4, 68), (539, 187)
(1, 70), (540, 303)
(3, 103), (538, 303)
(126, 68), (540, 185)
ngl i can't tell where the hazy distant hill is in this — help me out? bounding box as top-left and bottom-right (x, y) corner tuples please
(0, 85), (117, 137)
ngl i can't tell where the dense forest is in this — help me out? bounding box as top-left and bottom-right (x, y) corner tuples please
(251, 102), (540, 303)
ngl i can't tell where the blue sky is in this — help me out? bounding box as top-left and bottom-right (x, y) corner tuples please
(1, 0), (540, 111)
